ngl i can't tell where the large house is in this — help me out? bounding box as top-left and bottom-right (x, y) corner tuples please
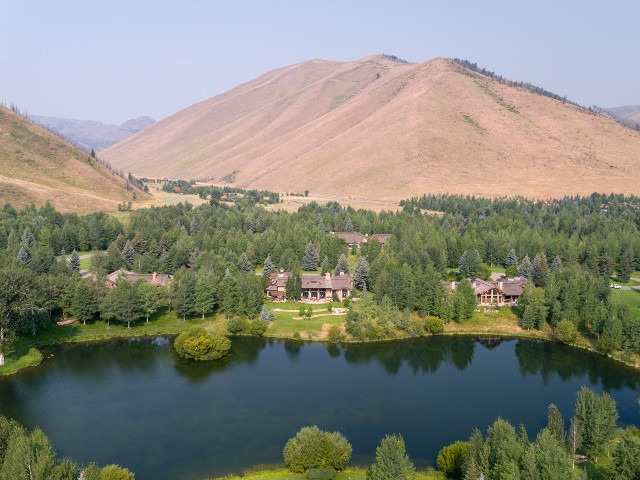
(106, 269), (172, 288)
(443, 277), (527, 306)
(267, 269), (354, 302)
(332, 232), (391, 247)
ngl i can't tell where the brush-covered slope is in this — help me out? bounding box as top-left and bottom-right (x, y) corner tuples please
(103, 56), (640, 200)
(605, 105), (640, 127)
(0, 104), (150, 212)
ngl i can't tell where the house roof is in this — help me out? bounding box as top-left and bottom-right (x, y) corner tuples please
(301, 273), (353, 290)
(267, 271), (292, 292)
(444, 277), (527, 297)
(369, 234), (391, 245)
(334, 232), (365, 244)
(107, 269), (172, 287)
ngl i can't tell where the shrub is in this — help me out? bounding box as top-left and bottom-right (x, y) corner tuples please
(436, 441), (468, 480)
(174, 326), (231, 361)
(283, 426), (352, 473)
(342, 297), (351, 308)
(408, 318), (424, 337)
(367, 434), (415, 480)
(425, 317), (444, 334)
(247, 318), (268, 336)
(293, 331), (301, 339)
(226, 316), (246, 334)
(327, 325), (343, 343)
(307, 467), (336, 480)
(554, 318), (577, 344)
(505, 265), (518, 277)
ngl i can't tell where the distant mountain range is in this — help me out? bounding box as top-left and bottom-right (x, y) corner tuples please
(30, 115), (155, 151)
(0, 104), (153, 212)
(602, 105), (640, 129)
(101, 55), (640, 201)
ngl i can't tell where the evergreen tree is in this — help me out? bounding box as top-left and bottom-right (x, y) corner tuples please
(240, 252), (253, 273)
(517, 255), (533, 278)
(607, 429), (640, 480)
(319, 256), (330, 275)
(334, 253), (350, 275)
(121, 240), (136, 269)
(344, 213), (354, 233)
(21, 226), (35, 248)
(259, 305), (269, 323)
(193, 274), (216, 320)
(131, 231), (147, 255)
(617, 248), (634, 283)
(71, 280), (98, 325)
(111, 280), (144, 328)
(69, 249), (80, 272)
(354, 256), (370, 291)
(550, 255), (563, 273)
(504, 248), (518, 269)
(545, 404), (566, 446)
(174, 274), (197, 321)
(286, 272), (302, 301)
(531, 252), (549, 288)
(453, 279), (476, 320)
(138, 280), (160, 322)
(301, 242), (319, 271)
(17, 246), (30, 265)
(459, 249), (482, 278)
(262, 255), (276, 277)
(574, 386), (618, 460)
(190, 218), (198, 234)
(598, 253), (614, 278)
(533, 428), (573, 480)
(367, 434), (415, 480)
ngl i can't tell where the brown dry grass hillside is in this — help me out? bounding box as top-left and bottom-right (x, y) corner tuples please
(607, 105), (640, 125)
(103, 55), (640, 201)
(0, 104), (153, 212)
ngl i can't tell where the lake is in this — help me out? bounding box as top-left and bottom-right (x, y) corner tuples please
(1, 336), (639, 479)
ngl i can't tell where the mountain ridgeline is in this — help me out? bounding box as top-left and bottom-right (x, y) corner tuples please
(102, 55), (640, 201)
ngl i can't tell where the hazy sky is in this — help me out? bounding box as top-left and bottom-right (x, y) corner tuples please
(1, 1), (638, 124)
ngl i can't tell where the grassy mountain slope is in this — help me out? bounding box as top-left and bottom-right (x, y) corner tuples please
(605, 105), (640, 126)
(102, 56), (640, 200)
(0, 104), (152, 212)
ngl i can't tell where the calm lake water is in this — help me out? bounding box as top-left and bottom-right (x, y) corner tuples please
(1, 336), (639, 480)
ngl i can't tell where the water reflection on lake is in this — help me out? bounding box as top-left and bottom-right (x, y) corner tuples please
(0, 335), (638, 480)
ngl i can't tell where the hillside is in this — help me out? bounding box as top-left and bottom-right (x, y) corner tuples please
(604, 105), (640, 128)
(0, 104), (153, 212)
(31, 115), (155, 151)
(102, 55), (640, 200)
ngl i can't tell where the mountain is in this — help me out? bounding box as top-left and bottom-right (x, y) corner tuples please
(603, 105), (640, 129)
(0, 104), (152, 212)
(30, 115), (155, 151)
(102, 55), (640, 201)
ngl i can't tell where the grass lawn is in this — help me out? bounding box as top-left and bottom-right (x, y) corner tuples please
(0, 310), (226, 375)
(609, 276), (640, 287)
(267, 309), (346, 337)
(55, 250), (100, 259)
(211, 468), (444, 480)
(612, 289), (640, 319)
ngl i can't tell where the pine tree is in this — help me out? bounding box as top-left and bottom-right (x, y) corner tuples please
(286, 273), (302, 301)
(259, 305), (269, 323)
(442, 219), (452, 231)
(550, 255), (563, 273)
(517, 255), (533, 278)
(302, 242), (319, 271)
(459, 249), (482, 278)
(121, 240), (136, 269)
(504, 248), (518, 269)
(546, 404), (566, 446)
(174, 274), (197, 321)
(532, 252), (549, 288)
(598, 253), (614, 278)
(354, 256), (370, 291)
(240, 252), (253, 273)
(138, 281), (160, 322)
(453, 279), (476, 320)
(574, 386), (619, 459)
(131, 231), (147, 255)
(617, 249), (634, 283)
(334, 253), (350, 275)
(17, 246), (30, 265)
(194, 274), (216, 319)
(71, 280), (98, 325)
(190, 218), (198, 234)
(262, 255), (276, 277)
(344, 213), (354, 232)
(21, 227), (35, 248)
(69, 249), (81, 272)
(367, 434), (415, 480)
(319, 256), (330, 275)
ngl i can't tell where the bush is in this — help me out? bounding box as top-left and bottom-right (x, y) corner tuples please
(505, 265), (518, 277)
(342, 297), (351, 308)
(327, 325), (343, 343)
(436, 441), (468, 480)
(174, 326), (231, 361)
(283, 426), (352, 473)
(226, 316), (246, 334)
(247, 318), (268, 336)
(307, 467), (336, 480)
(367, 434), (415, 480)
(554, 318), (577, 344)
(408, 318), (424, 337)
(425, 317), (444, 334)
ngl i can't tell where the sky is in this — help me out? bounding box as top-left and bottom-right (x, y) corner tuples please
(1, 0), (638, 125)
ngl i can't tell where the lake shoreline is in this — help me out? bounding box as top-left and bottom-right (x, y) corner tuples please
(2, 313), (639, 376)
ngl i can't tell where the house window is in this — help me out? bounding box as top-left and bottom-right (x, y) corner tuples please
(342, 289), (348, 298)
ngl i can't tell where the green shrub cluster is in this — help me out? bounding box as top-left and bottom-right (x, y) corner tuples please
(306, 467), (336, 480)
(225, 317), (267, 336)
(174, 326), (231, 361)
(283, 426), (352, 473)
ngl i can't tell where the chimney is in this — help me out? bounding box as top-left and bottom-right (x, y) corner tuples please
(152, 272), (157, 282)
(340, 271), (344, 276)
(498, 280), (503, 290)
(325, 272), (331, 279)
(472, 281), (476, 290)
